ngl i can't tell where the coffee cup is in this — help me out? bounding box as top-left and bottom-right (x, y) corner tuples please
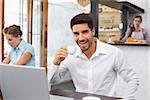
(67, 46), (76, 55)
(82, 96), (101, 100)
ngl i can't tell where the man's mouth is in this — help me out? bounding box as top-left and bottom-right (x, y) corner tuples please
(78, 41), (88, 48)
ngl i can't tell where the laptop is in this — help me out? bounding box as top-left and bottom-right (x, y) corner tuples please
(0, 64), (49, 100)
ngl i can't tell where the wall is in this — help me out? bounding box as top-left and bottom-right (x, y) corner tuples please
(0, 0), (2, 62)
(116, 45), (150, 100)
(146, 0), (150, 32)
(147, 0), (150, 98)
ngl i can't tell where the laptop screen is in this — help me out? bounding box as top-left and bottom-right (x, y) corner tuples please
(0, 64), (49, 100)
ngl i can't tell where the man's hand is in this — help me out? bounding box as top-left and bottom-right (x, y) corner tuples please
(53, 48), (68, 65)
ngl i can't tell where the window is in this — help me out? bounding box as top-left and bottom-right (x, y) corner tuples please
(4, 0), (27, 57)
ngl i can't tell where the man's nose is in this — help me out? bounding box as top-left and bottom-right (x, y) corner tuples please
(78, 33), (84, 40)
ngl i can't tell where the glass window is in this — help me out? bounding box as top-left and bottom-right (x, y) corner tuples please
(32, 0), (41, 66)
(48, 0), (91, 58)
(4, 0), (27, 57)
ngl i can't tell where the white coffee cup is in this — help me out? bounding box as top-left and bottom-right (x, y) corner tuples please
(67, 46), (76, 55)
(82, 96), (101, 100)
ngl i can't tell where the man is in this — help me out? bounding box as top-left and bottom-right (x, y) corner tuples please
(48, 13), (139, 100)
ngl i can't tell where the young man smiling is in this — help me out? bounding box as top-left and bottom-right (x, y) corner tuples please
(48, 13), (139, 100)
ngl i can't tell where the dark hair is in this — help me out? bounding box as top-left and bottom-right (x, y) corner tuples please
(4, 27), (8, 34)
(4, 25), (22, 37)
(134, 15), (142, 22)
(70, 13), (94, 30)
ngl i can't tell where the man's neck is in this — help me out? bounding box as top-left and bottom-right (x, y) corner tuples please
(84, 39), (97, 59)
(135, 26), (141, 32)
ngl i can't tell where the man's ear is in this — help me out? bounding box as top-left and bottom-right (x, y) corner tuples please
(92, 28), (95, 36)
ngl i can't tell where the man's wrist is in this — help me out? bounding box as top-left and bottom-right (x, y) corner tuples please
(53, 59), (61, 65)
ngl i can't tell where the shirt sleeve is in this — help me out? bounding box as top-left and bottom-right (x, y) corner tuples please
(47, 57), (68, 85)
(114, 49), (139, 100)
(24, 44), (35, 56)
(142, 28), (150, 44)
(121, 28), (131, 42)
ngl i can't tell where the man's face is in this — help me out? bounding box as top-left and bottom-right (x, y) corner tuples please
(72, 23), (94, 52)
(6, 34), (20, 48)
(133, 18), (142, 27)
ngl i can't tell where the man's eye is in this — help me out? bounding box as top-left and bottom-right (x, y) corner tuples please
(73, 32), (79, 36)
(82, 30), (89, 33)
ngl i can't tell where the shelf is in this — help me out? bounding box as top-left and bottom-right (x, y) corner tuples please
(99, 0), (144, 14)
(99, 29), (120, 32)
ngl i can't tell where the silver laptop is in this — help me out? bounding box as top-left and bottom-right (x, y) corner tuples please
(0, 64), (49, 100)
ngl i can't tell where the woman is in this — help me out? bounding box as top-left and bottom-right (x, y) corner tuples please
(2, 25), (35, 66)
(0, 25), (35, 100)
(121, 15), (148, 42)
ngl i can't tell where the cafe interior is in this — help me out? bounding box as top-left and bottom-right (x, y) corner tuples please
(0, 0), (150, 100)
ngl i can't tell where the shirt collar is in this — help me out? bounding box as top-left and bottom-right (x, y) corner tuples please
(95, 38), (109, 55)
(13, 39), (25, 51)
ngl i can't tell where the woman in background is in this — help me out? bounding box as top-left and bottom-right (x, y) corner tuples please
(0, 25), (35, 100)
(2, 24), (35, 66)
(121, 15), (148, 42)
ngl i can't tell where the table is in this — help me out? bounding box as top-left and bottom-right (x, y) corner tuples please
(50, 89), (123, 100)
(50, 94), (73, 100)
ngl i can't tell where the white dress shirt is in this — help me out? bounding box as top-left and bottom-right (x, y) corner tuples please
(48, 39), (139, 100)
